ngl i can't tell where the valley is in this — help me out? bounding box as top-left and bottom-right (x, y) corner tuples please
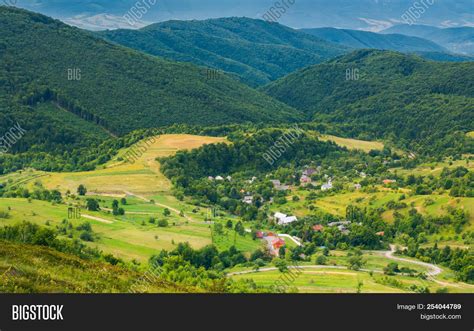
(0, 6), (472, 294)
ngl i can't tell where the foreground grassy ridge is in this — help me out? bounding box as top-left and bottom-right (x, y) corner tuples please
(0, 241), (191, 293)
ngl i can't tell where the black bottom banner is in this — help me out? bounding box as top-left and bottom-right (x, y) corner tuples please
(0, 294), (471, 331)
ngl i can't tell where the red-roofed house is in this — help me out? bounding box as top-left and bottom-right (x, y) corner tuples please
(313, 224), (324, 232)
(376, 231), (385, 236)
(272, 238), (285, 250)
(256, 231), (264, 239)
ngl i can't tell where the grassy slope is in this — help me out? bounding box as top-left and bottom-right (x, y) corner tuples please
(0, 134), (262, 261)
(0, 240), (190, 293)
(319, 134), (384, 152)
(231, 250), (474, 293)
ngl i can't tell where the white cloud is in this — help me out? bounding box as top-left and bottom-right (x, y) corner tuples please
(358, 17), (394, 32)
(63, 14), (151, 31)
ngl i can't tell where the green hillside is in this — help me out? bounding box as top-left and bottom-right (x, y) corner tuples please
(97, 17), (347, 86)
(0, 7), (302, 138)
(0, 240), (188, 293)
(263, 50), (474, 155)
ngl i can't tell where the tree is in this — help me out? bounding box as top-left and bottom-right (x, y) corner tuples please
(120, 198), (127, 205)
(316, 255), (327, 265)
(274, 259), (288, 273)
(158, 219), (169, 227)
(213, 223), (224, 235)
(383, 262), (400, 275)
(348, 249), (365, 271)
(234, 221), (245, 236)
(112, 200), (119, 209)
(77, 184), (87, 196)
(163, 208), (171, 217)
(226, 220), (233, 228)
(86, 199), (99, 211)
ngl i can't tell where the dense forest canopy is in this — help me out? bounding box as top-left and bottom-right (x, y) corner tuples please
(98, 17), (347, 87)
(0, 7), (302, 134)
(263, 50), (474, 156)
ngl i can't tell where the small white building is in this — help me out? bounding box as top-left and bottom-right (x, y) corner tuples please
(279, 216), (298, 226)
(354, 183), (362, 190)
(215, 176), (224, 181)
(242, 196), (253, 204)
(321, 179), (333, 191)
(274, 212), (298, 226)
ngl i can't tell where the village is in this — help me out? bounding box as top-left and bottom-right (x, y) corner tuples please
(206, 165), (399, 256)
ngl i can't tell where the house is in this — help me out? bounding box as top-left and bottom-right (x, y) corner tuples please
(328, 221), (351, 227)
(313, 224), (324, 232)
(226, 176), (232, 181)
(359, 172), (367, 178)
(321, 179), (333, 191)
(256, 231), (264, 239)
(208, 176), (214, 181)
(242, 196), (253, 204)
(383, 179), (397, 185)
(274, 212), (298, 226)
(247, 176), (257, 184)
(300, 175), (312, 185)
(303, 168), (317, 176)
(270, 180), (281, 187)
(270, 179), (289, 191)
(376, 231), (385, 236)
(276, 185), (290, 191)
(272, 238), (286, 250)
(278, 216), (298, 226)
(215, 176), (224, 181)
(274, 212), (287, 221)
(354, 183), (362, 190)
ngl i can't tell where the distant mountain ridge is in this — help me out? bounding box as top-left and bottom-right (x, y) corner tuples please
(300, 27), (473, 62)
(382, 25), (474, 56)
(97, 17), (348, 86)
(300, 27), (447, 53)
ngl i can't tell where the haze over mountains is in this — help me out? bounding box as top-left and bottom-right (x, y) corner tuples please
(13, 0), (474, 31)
(382, 25), (474, 55)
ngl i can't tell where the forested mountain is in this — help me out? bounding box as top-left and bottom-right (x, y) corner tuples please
(262, 50), (474, 155)
(382, 25), (474, 56)
(0, 7), (302, 139)
(97, 18), (347, 86)
(300, 28), (447, 53)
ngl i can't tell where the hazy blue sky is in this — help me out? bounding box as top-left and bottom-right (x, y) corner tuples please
(9, 0), (474, 31)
